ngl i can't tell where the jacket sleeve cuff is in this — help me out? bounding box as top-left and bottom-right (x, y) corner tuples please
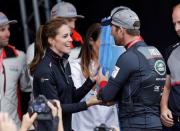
(82, 101), (88, 109)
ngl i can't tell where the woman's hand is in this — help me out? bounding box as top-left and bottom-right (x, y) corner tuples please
(20, 113), (37, 131)
(86, 95), (102, 107)
(97, 68), (107, 85)
(89, 62), (100, 82)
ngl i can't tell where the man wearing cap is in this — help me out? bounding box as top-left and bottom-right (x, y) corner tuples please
(97, 6), (166, 131)
(0, 12), (30, 128)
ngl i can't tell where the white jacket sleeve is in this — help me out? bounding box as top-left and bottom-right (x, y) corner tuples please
(19, 50), (32, 92)
(70, 59), (86, 89)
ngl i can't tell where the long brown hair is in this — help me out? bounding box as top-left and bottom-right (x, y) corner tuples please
(79, 23), (101, 78)
(30, 18), (68, 74)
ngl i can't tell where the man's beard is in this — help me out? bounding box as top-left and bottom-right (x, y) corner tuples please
(114, 38), (123, 46)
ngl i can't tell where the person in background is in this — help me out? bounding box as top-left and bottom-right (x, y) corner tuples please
(30, 18), (102, 131)
(97, 6), (166, 131)
(160, 3), (180, 131)
(70, 23), (120, 131)
(0, 12), (31, 128)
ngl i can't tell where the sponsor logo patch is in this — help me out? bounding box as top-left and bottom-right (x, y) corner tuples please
(154, 60), (166, 75)
(40, 78), (49, 83)
(149, 48), (161, 56)
(154, 85), (160, 92)
(111, 66), (120, 78)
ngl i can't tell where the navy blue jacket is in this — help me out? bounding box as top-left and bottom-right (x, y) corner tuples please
(33, 48), (95, 131)
(99, 41), (166, 129)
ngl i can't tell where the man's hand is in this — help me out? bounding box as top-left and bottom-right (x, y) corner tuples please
(86, 95), (102, 107)
(161, 108), (174, 127)
(102, 101), (115, 106)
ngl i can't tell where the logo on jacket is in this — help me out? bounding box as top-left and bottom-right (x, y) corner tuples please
(9, 65), (19, 72)
(40, 77), (49, 83)
(111, 66), (120, 78)
(154, 60), (166, 76)
(154, 85), (160, 92)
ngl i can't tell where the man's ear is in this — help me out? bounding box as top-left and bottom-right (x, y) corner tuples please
(119, 27), (126, 35)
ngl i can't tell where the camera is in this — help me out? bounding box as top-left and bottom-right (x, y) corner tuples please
(28, 95), (53, 120)
(94, 124), (116, 131)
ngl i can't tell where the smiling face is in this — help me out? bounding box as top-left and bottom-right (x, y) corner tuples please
(0, 24), (10, 48)
(48, 24), (72, 56)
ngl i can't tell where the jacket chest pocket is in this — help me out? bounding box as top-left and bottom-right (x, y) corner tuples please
(4, 65), (21, 84)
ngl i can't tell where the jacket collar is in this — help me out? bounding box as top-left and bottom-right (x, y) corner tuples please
(46, 48), (69, 66)
(3, 45), (18, 58)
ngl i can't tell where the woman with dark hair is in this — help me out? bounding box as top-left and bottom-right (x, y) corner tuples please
(30, 18), (102, 131)
(70, 23), (119, 131)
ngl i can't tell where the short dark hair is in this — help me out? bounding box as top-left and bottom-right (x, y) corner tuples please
(126, 29), (140, 35)
(126, 21), (140, 35)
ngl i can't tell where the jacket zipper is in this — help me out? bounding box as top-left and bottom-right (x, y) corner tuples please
(2, 65), (6, 95)
(59, 60), (69, 84)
